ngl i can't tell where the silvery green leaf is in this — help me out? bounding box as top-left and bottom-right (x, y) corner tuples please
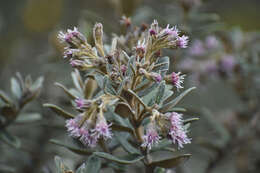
(71, 70), (84, 93)
(69, 88), (82, 98)
(107, 163), (126, 172)
(148, 154), (191, 168)
(55, 82), (77, 99)
(54, 156), (71, 173)
(94, 73), (104, 89)
(154, 56), (169, 74)
(115, 132), (140, 154)
(76, 163), (86, 173)
(94, 152), (144, 165)
(43, 103), (75, 119)
(150, 139), (172, 153)
(155, 81), (166, 105)
(50, 139), (93, 155)
(11, 77), (22, 99)
(15, 113), (42, 123)
(103, 76), (117, 95)
(138, 83), (158, 98)
(126, 56), (136, 77)
(84, 155), (101, 173)
(0, 129), (21, 148)
(160, 87), (196, 113)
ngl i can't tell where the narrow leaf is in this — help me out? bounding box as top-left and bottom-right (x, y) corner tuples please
(0, 90), (13, 104)
(11, 77), (22, 99)
(149, 154), (191, 168)
(15, 113), (42, 123)
(43, 103), (75, 119)
(55, 82), (77, 99)
(50, 139), (92, 155)
(155, 81), (165, 105)
(94, 152), (144, 164)
(115, 133), (140, 154)
(160, 87), (196, 113)
(183, 118), (199, 125)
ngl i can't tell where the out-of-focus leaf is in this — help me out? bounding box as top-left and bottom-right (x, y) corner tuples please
(202, 108), (230, 144)
(94, 152), (144, 165)
(154, 167), (166, 173)
(50, 139), (93, 155)
(0, 90), (13, 104)
(160, 87), (196, 113)
(167, 107), (186, 112)
(55, 82), (77, 99)
(0, 129), (21, 148)
(148, 154), (191, 168)
(85, 155), (101, 173)
(11, 77), (22, 99)
(94, 73), (104, 90)
(43, 103), (75, 119)
(115, 102), (135, 118)
(115, 133), (140, 154)
(54, 156), (71, 173)
(30, 76), (44, 91)
(183, 118), (199, 125)
(0, 165), (16, 173)
(15, 113), (42, 123)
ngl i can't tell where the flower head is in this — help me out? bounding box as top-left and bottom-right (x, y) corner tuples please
(75, 98), (92, 110)
(65, 118), (81, 137)
(92, 116), (113, 140)
(162, 24), (179, 39)
(171, 72), (185, 90)
(177, 35), (189, 48)
(167, 112), (191, 149)
(141, 123), (161, 150)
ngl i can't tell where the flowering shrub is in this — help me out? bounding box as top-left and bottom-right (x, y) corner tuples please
(45, 18), (198, 172)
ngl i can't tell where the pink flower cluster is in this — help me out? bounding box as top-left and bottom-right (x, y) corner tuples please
(142, 112), (191, 150)
(65, 114), (112, 148)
